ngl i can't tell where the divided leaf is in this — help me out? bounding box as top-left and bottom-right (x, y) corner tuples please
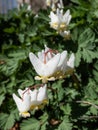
(20, 118), (40, 130)
(58, 117), (73, 130)
(0, 113), (15, 130)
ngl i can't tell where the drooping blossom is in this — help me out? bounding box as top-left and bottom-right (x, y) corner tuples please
(49, 9), (71, 33)
(30, 84), (48, 109)
(29, 45), (75, 83)
(46, 0), (63, 11)
(60, 30), (71, 39)
(13, 84), (48, 117)
(13, 90), (31, 118)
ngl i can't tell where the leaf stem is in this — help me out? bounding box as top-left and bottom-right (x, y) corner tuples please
(76, 100), (98, 109)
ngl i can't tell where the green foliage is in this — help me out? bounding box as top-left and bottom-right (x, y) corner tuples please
(0, 1), (98, 130)
(20, 118), (40, 130)
(0, 94), (5, 106)
(58, 116), (73, 130)
(0, 113), (15, 130)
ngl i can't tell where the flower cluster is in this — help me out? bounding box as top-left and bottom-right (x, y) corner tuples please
(13, 84), (48, 118)
(29, 45), (75, 83)
(13, 45), (75, 117)
(47, 0), (71, 39)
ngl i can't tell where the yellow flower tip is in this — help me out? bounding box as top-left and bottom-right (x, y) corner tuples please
(42, 99), (48, 104)
(35, 76), (48, 83)
(51, 22), (58, 29)
(37, 102), (48, 109)
(42, 78), (48, 84)
(34, 105), (44, 110)
(57, 71), (60, 74)
(35, 106), (39, 110)
(64, 34), (71, 40)
(52, 8), (56, 12)
(59, 76), (63, 79)
(38, 70), (73, 81)
(31, 100), (48, 110)
(59, 23), (66, 30)
(48, 77), (56, 81)
(19, 112), (30, 118)
(41, 76), (56, 83)
(47, 2), (51, 6)
(65, 69), (74, 76)
(30, 105), (37, 110)
(35, 76), (42, 80)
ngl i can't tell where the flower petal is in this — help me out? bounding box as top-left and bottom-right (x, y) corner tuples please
(61, 53), (75, 75)
(18, 89), (24, 98)
(49, 11), (59, 23)
(13, 93), (31, 113)
(19, 112), (30, 118)
(63, 9), (71, 25)
(43, 53), (60, 76)
(13, 93), (23, 112)
(18, 88), (29, 98)
(57, 51), (67, 69)
(67, 53), (75, 68)
(37, 84), (48, 102)
(29, 52), (45, 76)
(37, 50), (44, 62)
(30, 89), (38, 104)
(29, 52), (60, 77)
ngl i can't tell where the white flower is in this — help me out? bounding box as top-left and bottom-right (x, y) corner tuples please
(46, 0), (51, 6)
(13, 84), (48, 117)
(30, 84), (48, 109)
(12, 89), (31, 118)
(49, 11), (59, 30)
(51, 3), (57, 12)
(57, 0), (64, 9)
(55, 52), (75, 79)
(48, 50), (75, 79)
(27, 5), (31, 11)
(37, 84), (48, 103)
(29, 45), (75, 82)
(46, 0), (63, 10)
(60, 30), (71, 39)
(49, 9), (71, 32)
(29, 49), (61, 83)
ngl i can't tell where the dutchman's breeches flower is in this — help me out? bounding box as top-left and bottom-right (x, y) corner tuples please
(30, 84), (48, 109)
(13, 90), (31, 118)
(13, 84), (48, 117)
(29, 45), (75, 83)
(49, 8), (71, 39)
(49, 9), (71, 32)
(46, 0), (64, 11)
(46, 0), (51, 6)
(60, 30), (71, 39)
